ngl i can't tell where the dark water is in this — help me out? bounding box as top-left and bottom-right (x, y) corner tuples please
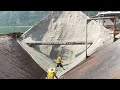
(0, 35), (46, 79)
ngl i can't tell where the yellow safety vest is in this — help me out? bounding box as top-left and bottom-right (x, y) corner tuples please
(47, 72), (55, 79)
(56, 56), (62, 63)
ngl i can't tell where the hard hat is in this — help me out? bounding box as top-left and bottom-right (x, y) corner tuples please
(48, 67), (55, 73)
(58, 54), (61, 56)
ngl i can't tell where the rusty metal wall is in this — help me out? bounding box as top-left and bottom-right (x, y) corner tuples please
(64, 39), (120, 79)
(0, 35), (46, 79)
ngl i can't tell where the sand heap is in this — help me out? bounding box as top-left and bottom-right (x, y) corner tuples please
(20, 11), (113, 76)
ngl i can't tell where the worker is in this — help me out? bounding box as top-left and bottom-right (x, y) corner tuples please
(56, 54), (65, 70)
(47, 67), (58, 79)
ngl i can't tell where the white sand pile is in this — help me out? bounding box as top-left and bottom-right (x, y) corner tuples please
(20, 11), (113, 77)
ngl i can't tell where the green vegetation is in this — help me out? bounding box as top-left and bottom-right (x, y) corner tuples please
(83, 11), (99, 16)
(0, 11), (100, 26)
(0, 26), (31, 34)
(0, 11), (50, 26)
(0, 11), (51, 34)
(0, 11), (100, 34)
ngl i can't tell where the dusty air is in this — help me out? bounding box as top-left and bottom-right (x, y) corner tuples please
(0, 11), (120, 79)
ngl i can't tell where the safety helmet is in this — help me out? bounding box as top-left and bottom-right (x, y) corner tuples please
(48, 67), (55, 73)
(58, 54), (61, 56)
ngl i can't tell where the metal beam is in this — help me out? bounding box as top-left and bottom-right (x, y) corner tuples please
(86, 16), (116, 59)
(87, 16), (115, 21)
(86, 21), (88, 59)
(113, 16), (116, 42)
(26, 41), (92, 45)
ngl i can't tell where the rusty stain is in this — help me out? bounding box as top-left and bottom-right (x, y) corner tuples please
(64, 39), (120, 79)
(0, 35), (46, 79)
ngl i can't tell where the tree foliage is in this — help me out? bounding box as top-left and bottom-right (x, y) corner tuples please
(0, 11), (100, 26)
(0, 11), (50, 26)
